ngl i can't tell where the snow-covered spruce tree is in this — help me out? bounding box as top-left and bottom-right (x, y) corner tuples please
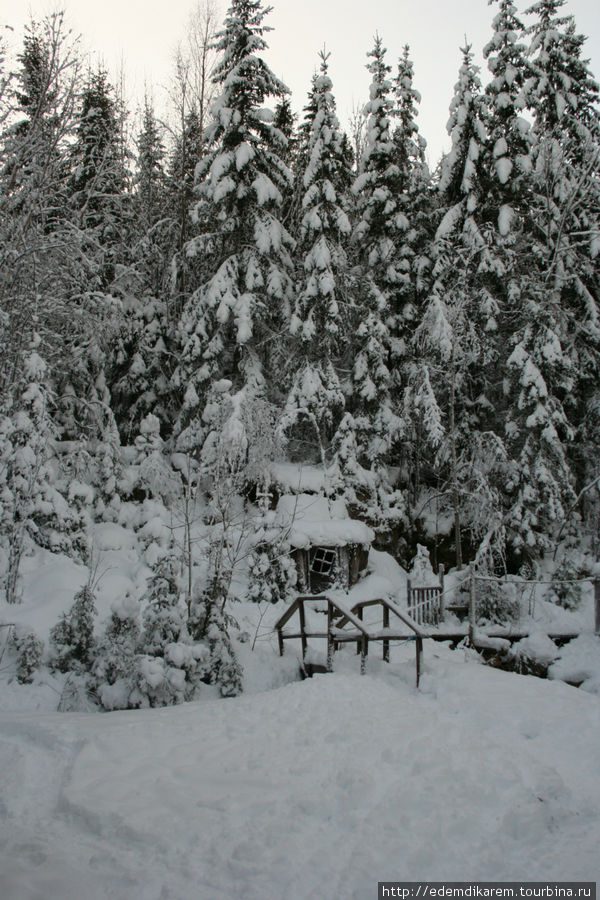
(0, 14), (90, 422)
(166, 108), (206, 317)
(12, 626), (44, 684)
(483, 0), (534, 217)
(137, 548), (210, 706)
(133, 98), (170, 296)
(245, 445), (295, 610)
(352, 38), (405, 315)
(412, 44), (508, 567)
(50, 582), (97, 674)
(524, 0), (600, 536)
(68, 67), (132, 292)
(93, 595), (142, 710)
(110, 100), (175, 441)
(176, 0), (294, 458)
(340, 38), (406, 535)
(478, 0), (584, 557)
(476, 0), (575, 561)
(131, 413), (180, 504)
(246, 537), (296, 603)
(188, 591), (243, 697)
(273, 96), (299, 226)
(391, 45), (433, 326)
(0, 339), (88, 603)
(282, 51), (352, 468)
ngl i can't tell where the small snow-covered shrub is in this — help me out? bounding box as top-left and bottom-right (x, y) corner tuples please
(58, 673), (97, 712)
(137, 554), (210, 706)
(12, 626), (44, 684)
(50, 583), (97, 673)
(189, 593), (243, 697)
(476, 579), (520, 625)
(247, 539), (296, 604)
(546, 555), (591, 610)
(134, 414), (180, 504)
(93, 595), (142, 710)
(136, 500), (172, 566)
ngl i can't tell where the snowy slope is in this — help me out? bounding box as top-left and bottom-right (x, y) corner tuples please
(1, 647), (598, 899)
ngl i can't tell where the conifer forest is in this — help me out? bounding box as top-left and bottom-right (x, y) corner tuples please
(0, 0), (599, 707)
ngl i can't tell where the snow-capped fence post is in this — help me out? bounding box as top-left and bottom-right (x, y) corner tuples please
(594, 578), (600, 636)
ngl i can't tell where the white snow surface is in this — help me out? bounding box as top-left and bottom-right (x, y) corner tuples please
(270, 461), (328, 494)
(2, 496), (600, 896)
(1, 650), (599, 898)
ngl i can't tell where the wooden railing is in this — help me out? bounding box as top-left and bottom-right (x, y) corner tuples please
(274, 594), (426, 685)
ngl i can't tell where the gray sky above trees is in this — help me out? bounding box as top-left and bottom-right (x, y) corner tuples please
(3, 0), (599, 165)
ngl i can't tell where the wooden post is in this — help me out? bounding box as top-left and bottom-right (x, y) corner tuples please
(277, 627), (284, 657)
(595, 578), (600, 636)
(382, 604), (390, 662)
(360, 635), (368, 675)
(298, 598), (307, 660)
(326, 600), (334, 672)
(407, 578), (412, 616)
(415, 636), (423, 687)
(439, 564), (445, 622)
(356, 604), (363, 654)
(468, 566), (476, 645)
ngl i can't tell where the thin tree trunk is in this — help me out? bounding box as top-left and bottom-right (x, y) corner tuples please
(449, 343), (463, 570)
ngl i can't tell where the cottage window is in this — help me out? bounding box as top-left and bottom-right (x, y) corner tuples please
(309, 547), (337, 577)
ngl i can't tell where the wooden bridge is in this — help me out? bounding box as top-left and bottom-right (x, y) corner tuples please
(274, 566), (598, 687)
(274, 594), (427, 686)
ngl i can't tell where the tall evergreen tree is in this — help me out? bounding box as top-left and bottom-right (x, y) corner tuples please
(167, 107), (205, 317)
(483, 0), (573, 559)
(176, 0), (294, 457)
(282, 51), (352, 466)
(110, 100), (174, 440)
(350, 37), (401, 445)
(0, 14), (80, 404)
(518, 0), (600, 547)
(69, 68), (131, 290)
(415, 44), (508, 567)
(391, 45), (433, 324)
(337, 38), (407, 535)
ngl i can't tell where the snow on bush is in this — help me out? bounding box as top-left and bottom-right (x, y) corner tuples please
(12, 625), (44, 684)
(545, 554), (591, 611)
(50, 583), (97, 674)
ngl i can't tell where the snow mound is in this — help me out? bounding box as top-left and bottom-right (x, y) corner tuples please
(548, 634), (600, 693)
(0, 658), (598, 896)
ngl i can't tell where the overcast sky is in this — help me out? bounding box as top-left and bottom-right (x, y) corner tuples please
(2, 0), (599, 166)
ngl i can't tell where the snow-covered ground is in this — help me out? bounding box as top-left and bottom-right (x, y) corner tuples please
(1, 515), (599, 897)
(1, 643), (599, 899)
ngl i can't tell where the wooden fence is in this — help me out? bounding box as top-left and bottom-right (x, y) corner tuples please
(407, 565), (445, 625)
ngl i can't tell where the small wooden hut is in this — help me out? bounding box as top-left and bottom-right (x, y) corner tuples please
(275, 494), (374, 594)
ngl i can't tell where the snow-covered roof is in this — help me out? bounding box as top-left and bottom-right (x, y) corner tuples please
(270, 462), (328, 494)
(275, 494), (374, 550)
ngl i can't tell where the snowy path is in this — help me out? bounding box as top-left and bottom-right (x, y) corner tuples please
(1, 650), (599, 899)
